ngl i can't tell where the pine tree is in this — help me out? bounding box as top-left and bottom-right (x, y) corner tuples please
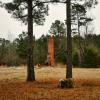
(3, 0), (48, 81)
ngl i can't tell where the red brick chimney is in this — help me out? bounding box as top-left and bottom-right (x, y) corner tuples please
(48, 35), (55, 66)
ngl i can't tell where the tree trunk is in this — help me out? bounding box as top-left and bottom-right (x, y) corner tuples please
(77, 11), (82, 67)
(66, 0), (72, 78)
(27, 0), (35, 81)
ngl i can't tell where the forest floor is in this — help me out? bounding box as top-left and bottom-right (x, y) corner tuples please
(0, 66), (100, 100)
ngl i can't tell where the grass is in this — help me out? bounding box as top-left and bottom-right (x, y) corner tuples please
(0, 66), (100, 100)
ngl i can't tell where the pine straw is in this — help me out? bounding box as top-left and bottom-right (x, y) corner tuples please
(0, 67), (100, 100)
(0, 79), (100, 100)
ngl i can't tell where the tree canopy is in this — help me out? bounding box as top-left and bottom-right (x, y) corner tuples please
(4, 0), (48, 25)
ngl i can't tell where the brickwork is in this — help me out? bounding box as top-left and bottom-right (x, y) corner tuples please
(48, 36), (55, 66)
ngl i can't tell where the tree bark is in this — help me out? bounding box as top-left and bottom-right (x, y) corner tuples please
(66, 0), (72, 78)
(27, 0), (35, 81)
(77, 11), (82, 67)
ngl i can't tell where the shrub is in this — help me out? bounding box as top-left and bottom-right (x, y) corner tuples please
(83, 48), (98, 68)
(72, 52), (79, 67)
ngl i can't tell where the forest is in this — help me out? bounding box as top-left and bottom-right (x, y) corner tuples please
(0, 20), (100, 68)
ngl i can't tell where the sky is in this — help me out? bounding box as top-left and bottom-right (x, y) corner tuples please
(0, 0), (100, 41)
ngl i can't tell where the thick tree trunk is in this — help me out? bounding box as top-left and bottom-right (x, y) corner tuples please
(66, 0), (72, 78)
(27, 0), (35, 81)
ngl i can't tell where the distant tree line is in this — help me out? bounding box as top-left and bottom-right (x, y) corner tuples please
(72, 34), (100, 68)
(0, 20), (100, 68)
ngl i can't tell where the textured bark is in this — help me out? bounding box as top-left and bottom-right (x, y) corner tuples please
(77, 12), (85, 67)
(66, 0), (72, 78)
(27, 0), (35, 81)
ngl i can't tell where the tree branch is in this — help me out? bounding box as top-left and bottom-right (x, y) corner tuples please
(33, 1), (67, 9)
(19, 1), (67, 18)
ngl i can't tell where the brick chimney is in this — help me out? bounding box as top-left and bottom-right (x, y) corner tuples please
(48, 35), (55, 66)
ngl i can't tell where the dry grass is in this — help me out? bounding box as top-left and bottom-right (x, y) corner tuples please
(0, 66), (100, 100)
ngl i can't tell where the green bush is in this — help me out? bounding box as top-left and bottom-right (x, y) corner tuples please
(72, 48), (100, 68)
(72, 52), (79, 67)
(56, 50), (67, 64)
(83, 48), (98, 68)
(97, 55), (100, 67)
